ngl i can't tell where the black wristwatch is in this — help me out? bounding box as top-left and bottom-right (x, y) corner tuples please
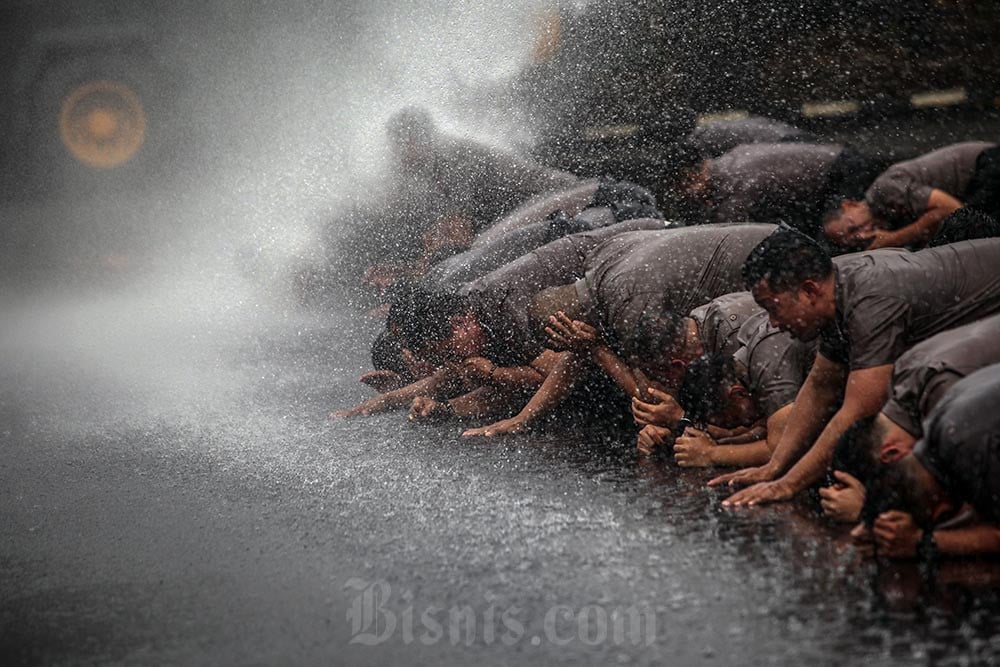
(917, 529), (938, 562)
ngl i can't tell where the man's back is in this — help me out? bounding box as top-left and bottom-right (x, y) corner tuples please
(914, 363), (1000, 522)
(866, 141), (997, 225)
(709, 143), (842, 223)
(577, 223), (776, 346)
(822, 239), (1000, 369)
(882, 312), (1000, 437)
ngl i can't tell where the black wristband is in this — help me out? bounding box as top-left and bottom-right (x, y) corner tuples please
(917, 529), (938, 562)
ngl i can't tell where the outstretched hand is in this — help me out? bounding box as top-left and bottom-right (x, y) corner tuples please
(631, 387), (683, 428)
(408, 396), (454, 423)
(707, 463), (777, 489)
(360, 370), (405, 394)
(331, 403), (373, 420)
(461, 416), (527, 438)
(720, 480), (795, 507)
(544, 311), (599, 354)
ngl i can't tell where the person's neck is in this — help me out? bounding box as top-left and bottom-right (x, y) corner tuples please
(682, 318), (704, 360)
(817, 275), (838, 322)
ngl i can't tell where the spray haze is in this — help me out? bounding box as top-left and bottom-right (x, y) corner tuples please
(0, 1), (557, 435)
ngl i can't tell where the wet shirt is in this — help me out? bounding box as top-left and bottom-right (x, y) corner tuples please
(466, 286), (546, 367)
(461, 219), (668, 366)
(819, 240), (1000, 370)
(687, 116), (809, 158)
(882, 312), (1000, 437)
(691, 292), (762, 358)
(575, 224), (776, 348)
(428, 137), (578, 231)
(708, 143), (843, 223)
(734, 310), (817, 418)
(865, 141), (997, 227)
(913, 364), (1000, 522)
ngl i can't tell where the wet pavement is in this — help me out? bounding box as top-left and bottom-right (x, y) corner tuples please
(2, 275), (1000, 666)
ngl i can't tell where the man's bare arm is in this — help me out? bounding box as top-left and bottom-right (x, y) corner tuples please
(410, 385), (523, 422)
(461, 351), (585, 437)
(332, 366), (457, 418)
(709, 353), (846, 487)
(723, 363), (892, 507)
(871, 188), (962, 248)
(591, 345), (642, 398)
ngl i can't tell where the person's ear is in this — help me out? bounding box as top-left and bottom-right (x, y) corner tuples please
(800, 279), (824, 302)
(879, 442), (907, 464)
(728, 384), (749, 400)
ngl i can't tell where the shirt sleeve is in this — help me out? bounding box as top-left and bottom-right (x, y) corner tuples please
(866, 170), (933, 225)
(844, 294), (911, 369)
(749, 333), (814, 417)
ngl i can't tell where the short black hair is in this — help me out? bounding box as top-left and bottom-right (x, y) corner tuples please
(831, 415), (883, 488)
(819, 196), (849, 229)
(677, 353), (741, 424)
(832, 415), (903, 526)
(659, 139), (707, 190)
(386, 284), (469, 353)
(371, 329), (414, 381)
(742, 225), (833, 293)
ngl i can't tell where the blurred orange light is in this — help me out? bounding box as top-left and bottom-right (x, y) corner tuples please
(59, 80), (146, 169)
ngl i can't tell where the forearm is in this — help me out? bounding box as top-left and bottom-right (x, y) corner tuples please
(884, 189), (962, 247)
(591, 345), (641, 398)
(777, 405), (866, 492)
(708, 440), (772, 468)
(352, 371), (450, 414)
(933, 523), (1000, 557)
(766, 366), (843, 474)
(884, 207), (955, 247)
(513, 352), (584, 425)
(447, 386), (521, 419)
(490, 365), (545, 390)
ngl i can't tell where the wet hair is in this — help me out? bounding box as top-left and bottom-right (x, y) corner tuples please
(928, 206), (1000, 247)
(819, 196), (850, 229)
(371, 329), (413, 381)
(742, 225), (833, 293)
(831, 415), (884, 489)
(677, 353), (741, 424)
(659, 139), (706, 191)
(386, 284), (469, 353)
(858, 463), (912, 528)
(621, 310), (686, 363)
(831, 415), (905, 526)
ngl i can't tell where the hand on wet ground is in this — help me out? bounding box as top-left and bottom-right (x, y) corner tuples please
(721, 480), (795, 507)
(707, 462), (777, 489)
(461, 416), (527, 437)
(408, 396), (453, 423)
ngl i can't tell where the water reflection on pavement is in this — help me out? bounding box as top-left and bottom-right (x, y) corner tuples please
(1, 294), (998, 665)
